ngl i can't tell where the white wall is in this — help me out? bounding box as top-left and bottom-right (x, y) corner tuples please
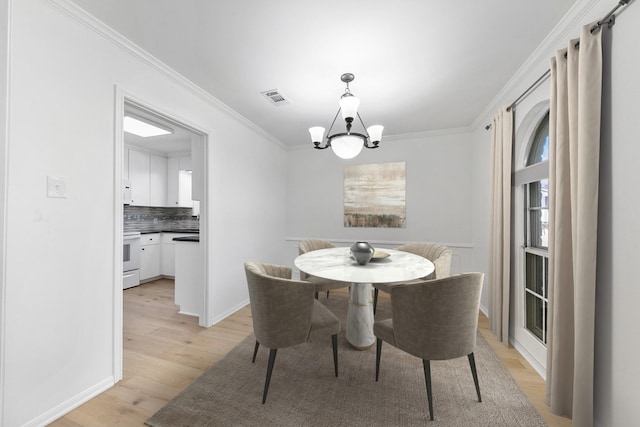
(471, 0), (640, 425)
(0, 0), (9, 419)
(0, 0), (287, 425)
(286, 130), (476, 283)
(593, 2), (640, 425)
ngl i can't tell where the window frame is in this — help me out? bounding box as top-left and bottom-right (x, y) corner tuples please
(521, 112), (549, 346)
(511, 102), (551, 376)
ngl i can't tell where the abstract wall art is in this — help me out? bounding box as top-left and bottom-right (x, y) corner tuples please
(343, 161), (406, 228)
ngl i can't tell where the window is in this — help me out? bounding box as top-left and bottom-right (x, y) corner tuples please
(523, 112), (549, 344)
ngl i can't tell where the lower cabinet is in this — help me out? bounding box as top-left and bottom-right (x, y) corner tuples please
(140, 232), (199, 283)
(140, 233), (161, 282)
(160, 233), (193, 277)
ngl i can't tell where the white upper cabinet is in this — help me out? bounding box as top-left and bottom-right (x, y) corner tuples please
(149, 154), (167, 207)
(128, 149), (150, 206)
(127, 148), (168, 207)
(167, 155), (193, 208)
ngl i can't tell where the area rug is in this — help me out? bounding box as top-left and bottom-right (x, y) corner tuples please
(146, 296), (545, 426)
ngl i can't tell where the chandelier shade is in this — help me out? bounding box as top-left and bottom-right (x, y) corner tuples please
(339, 95), (360, 122)
(367, 125), (384, 144)
(308, 126), (326, 143)
(309, 73), (383, 159)
(331, 134), (365, 159)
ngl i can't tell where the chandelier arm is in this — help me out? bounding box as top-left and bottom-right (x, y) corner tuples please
(313, 108), (342, 149)
(356, 112), (368, 135)
(324, 108), (342, 141)
(356, 113), (379, 149)
(364, 141), (380, 149)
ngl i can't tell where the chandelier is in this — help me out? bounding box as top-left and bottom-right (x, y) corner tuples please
(309, 73), (383, 159)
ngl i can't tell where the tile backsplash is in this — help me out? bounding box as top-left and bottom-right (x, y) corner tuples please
(124, 205), (199, 232)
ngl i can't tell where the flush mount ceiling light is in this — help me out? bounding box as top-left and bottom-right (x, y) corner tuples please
(309, 73), (383, 159)
(124, 116), (173, 137)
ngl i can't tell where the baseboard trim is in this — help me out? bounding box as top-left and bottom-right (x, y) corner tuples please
(23, 376), (114, 427)
(509, 334), (546, 379)
(204, 298), (249, 328)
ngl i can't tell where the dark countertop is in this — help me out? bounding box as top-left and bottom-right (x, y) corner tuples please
(173, 235), (200, 242)
(138, 229), (200, 234)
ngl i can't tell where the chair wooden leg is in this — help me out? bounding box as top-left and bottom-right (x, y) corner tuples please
(262, 348), (277, 404)
(468, 352), (482, 402)
(375, 338), (382, 382)
(422, 359), (434, 421)
(332, 334), (339, 377)
(373, 288), (379, 314)
(252, 340), (260, 363)
(326, 290), (330, 299)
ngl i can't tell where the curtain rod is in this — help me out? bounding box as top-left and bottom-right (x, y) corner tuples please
(485, 0), (630, 130)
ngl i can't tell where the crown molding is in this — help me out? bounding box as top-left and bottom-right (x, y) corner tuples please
(472, 0), (603, 130)
(383, 126), (474, 142)
(41, 0), (287, 150)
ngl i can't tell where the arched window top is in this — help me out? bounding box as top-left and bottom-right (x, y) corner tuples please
(526, 112), (549, 166)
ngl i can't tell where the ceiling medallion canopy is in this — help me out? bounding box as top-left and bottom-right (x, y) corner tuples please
(309, 73), (383, 159)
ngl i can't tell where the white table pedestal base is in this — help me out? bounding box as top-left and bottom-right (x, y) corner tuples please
(345, 282), (375, 350)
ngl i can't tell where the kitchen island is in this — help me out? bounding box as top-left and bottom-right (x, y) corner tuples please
(173, 235), (204, 324)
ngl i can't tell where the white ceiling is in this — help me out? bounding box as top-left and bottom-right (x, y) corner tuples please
(71, 0), (578, 148)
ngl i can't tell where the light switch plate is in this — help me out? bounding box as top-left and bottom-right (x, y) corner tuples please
(47, 176), (67, 198)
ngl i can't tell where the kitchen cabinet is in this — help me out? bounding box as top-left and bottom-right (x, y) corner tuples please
(160, 233), (193, 277)
(167, 156), (193, 208)
(140, 233), (161, 282)
(127, 148), (168, 207)
(149, 154), (167, 206)
(128, 149), (149, 206)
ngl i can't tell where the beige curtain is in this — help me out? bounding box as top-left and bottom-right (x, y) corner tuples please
(488, 107), (513, 346)
(546, 23), (602, 427)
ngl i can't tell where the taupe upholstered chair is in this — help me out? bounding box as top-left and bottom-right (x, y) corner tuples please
(298, 239), (350, 299)
(373, 242), (452, 313)
(244, 261), (340, 404)
(374, 272), (484, 421)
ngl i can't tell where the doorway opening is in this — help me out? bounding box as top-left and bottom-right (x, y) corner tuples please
(114, 93), (208, 382)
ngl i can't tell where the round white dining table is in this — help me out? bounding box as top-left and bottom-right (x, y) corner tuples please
(294, 247), (435, 349)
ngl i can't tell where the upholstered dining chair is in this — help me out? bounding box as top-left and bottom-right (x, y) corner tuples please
(373, 242), (452, 314)
(244, 261), (340, 404)
(374, 272), (484, 421)
(298, 239), (350, 299)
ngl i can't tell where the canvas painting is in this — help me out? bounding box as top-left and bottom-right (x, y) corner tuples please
(344, 161), (406, 228)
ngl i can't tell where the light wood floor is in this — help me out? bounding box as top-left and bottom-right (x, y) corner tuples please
(50, 279), (571, 426)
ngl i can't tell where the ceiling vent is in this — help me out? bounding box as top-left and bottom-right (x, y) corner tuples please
(261, 89), (290, 106)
